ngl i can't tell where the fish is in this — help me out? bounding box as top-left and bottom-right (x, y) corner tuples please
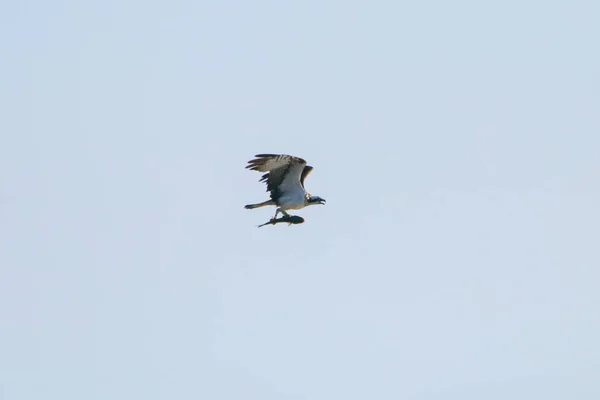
(257, 215), (305, 228)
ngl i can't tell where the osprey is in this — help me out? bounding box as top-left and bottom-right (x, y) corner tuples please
(245, 154), (326, 219)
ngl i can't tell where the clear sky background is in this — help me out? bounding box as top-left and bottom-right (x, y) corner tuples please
(1, 1), (599, 399)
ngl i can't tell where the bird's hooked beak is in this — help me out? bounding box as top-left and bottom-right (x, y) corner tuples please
(309, 196), (326, 205)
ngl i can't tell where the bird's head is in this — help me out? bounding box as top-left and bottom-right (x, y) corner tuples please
(308, 196), (326, 206)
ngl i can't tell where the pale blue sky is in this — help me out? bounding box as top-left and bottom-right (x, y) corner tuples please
(1, 1), (599, 399)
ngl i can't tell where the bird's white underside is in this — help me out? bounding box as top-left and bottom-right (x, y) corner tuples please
(277, 163), (308, 210)
(278, 187), (307, 210)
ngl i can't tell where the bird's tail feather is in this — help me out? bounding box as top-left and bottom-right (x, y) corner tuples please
(244, 200), (276, 209)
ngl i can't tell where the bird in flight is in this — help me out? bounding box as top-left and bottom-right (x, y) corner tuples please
(245, 154), (326, 220)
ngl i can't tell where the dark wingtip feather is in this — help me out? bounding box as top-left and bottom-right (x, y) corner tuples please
(259, 173), (269, 182)
(245, 154), (274, 169)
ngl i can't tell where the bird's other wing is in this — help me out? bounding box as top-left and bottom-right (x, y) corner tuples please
(246, 154), (306, 173)
(246, 154), (307, 199)
(300, 166), (314, 189)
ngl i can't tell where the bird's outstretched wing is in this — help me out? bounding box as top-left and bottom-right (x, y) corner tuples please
(246, 154), (309, 199)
